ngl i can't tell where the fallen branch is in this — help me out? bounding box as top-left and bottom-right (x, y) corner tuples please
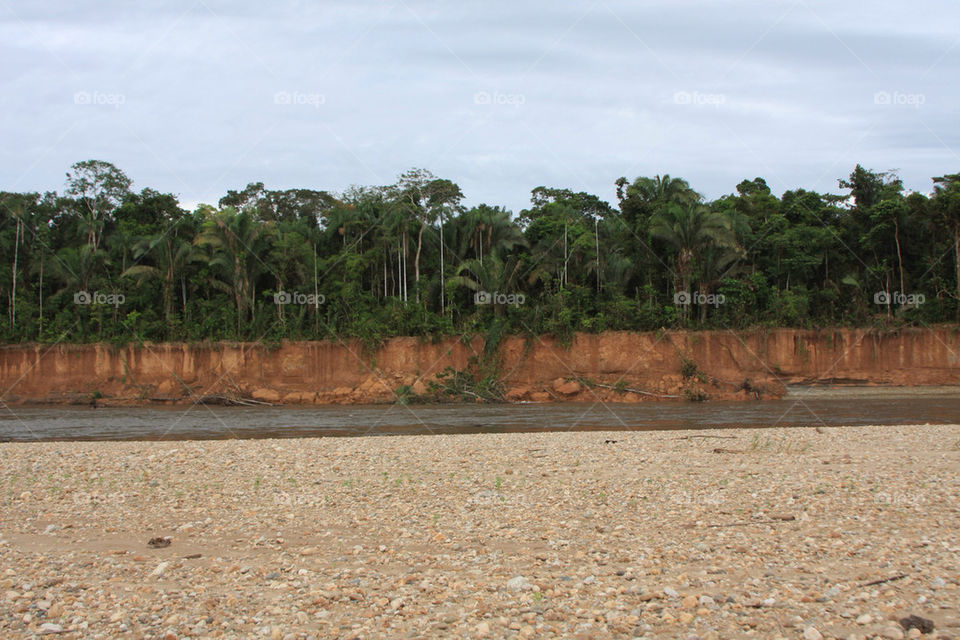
(194, 394), (272, 407)
(591, 382), (681, 399)
(689, 517), (796, 528)
(676, 435), (738, 440)
(860, 574), (908, 587)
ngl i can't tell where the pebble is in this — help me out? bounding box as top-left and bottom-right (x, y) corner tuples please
(38, 623), (63, 635)
(879, 626), (904, 640)
(0, 426), (955, 639)
(803, 626), (823, 640)
(506, 576), (533, 591)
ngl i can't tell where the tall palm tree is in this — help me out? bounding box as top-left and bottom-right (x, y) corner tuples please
(123, 219), (199, 325)
(194, 207), (274, 336)
(650, 204), (736, 320)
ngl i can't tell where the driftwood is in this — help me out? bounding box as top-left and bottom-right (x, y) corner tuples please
(590, 382), (681, 398)
(860, 573), (908, 587)
(194, 394), (273, 407)
(675, 435), (738, 440)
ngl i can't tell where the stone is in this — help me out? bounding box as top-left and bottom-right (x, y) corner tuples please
(803, 627), (823, 640)
(682, 595), (698, 609)
(856, 614), (873, 625)
(879, 626), (904, 640)
(39, 623), (63, 635)
(506, 576), (533, 591)
(552, 379), (581, 396)
(898, 615), (934, 634)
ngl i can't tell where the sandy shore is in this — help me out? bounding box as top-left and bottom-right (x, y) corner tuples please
(1, 425), (959, 640)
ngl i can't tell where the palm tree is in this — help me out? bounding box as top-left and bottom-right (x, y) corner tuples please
(650, 204), (737, 320)
(123, 219), (199, 325)
(194, 207), (274, 336)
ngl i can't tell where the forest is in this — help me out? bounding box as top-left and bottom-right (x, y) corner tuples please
(1, 161), (959, 345)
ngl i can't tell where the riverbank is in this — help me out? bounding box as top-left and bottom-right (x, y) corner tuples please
(2, 424), (959, 639)
(2, 328), (959, 406)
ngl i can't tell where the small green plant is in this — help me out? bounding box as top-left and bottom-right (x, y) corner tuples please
(495, 477), (503, 491)
(532, 591), (544, 602)
(680, 356), (699, 380)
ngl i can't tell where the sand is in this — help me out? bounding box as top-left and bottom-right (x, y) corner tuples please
(2, 424), (959, 639)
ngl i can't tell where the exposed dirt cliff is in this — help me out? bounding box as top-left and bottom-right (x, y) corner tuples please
(1, 328), (958, 405)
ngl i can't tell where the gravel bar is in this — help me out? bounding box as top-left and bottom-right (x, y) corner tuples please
(2, 424), (959, 639)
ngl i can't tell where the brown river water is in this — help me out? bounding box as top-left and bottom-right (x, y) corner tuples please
(1, 386), (959, 442)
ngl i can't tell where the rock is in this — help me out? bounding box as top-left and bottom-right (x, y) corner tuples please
(879, 626), (905, 640)
(475, 621), (490, 636)
(856, 614), (872, 624)
(551, 378), (581, 396)
(698, 595), (715, 607)
(803, 627), (823, 640)
(39, 623), (63, 635)
(150, 561), (170, 577)
(664, 587), (680, 598)
(529, 392), (552, 402)
(43, 524), (59, 535)
(506, 576), (533, 591)
(251, 388), (281, 403)
(899, 615), (935, 633)
(505, 387), (531, 401)
(682, 595), (698, 609)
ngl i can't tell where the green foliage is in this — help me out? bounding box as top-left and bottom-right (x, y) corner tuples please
(0, 163), (957, 346)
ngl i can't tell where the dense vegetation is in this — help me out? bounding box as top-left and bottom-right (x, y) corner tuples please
(1, 161), (959, 345)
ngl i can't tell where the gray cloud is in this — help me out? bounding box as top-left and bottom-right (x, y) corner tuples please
(1, 0), (957, 212)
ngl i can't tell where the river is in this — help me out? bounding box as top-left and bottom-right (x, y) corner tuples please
(1, 386), (958, 442)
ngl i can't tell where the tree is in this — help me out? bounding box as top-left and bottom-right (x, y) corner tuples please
(194, 206), (275, 337)
(64, 160), (132, 251)
(650, 204), (737, 321)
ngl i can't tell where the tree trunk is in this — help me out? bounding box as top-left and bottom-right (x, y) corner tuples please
(414, 219), (426, 301)
(10, 217), (20, 327)
(894, 217), (905, 298)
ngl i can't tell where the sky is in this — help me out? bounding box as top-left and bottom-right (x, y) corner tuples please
(2, 0), (958, 214)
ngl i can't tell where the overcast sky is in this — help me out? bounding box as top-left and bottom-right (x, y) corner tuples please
(2, 0), (958, 213)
